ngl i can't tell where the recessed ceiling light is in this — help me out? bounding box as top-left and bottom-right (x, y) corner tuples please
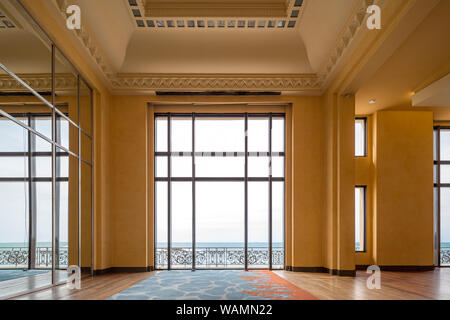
(369, 99), (376, 104)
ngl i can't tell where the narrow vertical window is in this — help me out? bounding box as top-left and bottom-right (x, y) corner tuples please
(355, 118), (367, 157)
(355, 186), (366, 252)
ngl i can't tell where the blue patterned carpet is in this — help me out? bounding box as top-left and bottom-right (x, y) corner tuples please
(109, 270), (317, 300)
(0, 270), (49, 282)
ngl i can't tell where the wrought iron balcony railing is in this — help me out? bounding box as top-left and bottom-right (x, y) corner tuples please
(0, 247), (68, 268)
(155, 247), (285, 269)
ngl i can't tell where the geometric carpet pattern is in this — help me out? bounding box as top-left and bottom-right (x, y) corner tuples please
(109, 270), (318, 300)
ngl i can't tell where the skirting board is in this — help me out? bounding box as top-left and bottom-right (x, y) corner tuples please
(93, 266), (155, 275)
(355, 265), (435, 272)
(285, 266), (356, 277)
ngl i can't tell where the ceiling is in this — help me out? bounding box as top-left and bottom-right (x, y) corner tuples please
(2, 0), (449, 113)
(41, 0), (367, 94)
(355, 0), (450, 114)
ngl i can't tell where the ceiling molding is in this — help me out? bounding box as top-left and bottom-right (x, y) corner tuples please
(127, 0), (303, 29)
(111, 74), (323, 92)
(54, 0), (116, 82)
(48, 0), (378, 94)
(318, 0), (379, 83)
(0, 74), (77, 91)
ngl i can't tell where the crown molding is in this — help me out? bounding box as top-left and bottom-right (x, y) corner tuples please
(318, 0), (379, 82)
(110, 74), (323, 93)
(54, 0), (116, 82)
(48, 0), (375, 94)
(0, 74), (77, 91)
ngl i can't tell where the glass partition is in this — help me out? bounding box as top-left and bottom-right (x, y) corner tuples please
(0, 0), (93, 299)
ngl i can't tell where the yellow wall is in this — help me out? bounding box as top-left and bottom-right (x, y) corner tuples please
(374, 110), (434, 266)
(16, 0), (440, 274)
(105, 95), (328, 269)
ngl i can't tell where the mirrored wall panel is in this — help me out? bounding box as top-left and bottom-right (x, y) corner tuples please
(0, 0), (93, 298)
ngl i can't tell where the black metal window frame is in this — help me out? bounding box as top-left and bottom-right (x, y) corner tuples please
(0, 113), (70, 270)
(355, 185), (367, 253)
(154, 112), (286, 271)
(433, 126), (450, 267)
(355, 117), (367, 157)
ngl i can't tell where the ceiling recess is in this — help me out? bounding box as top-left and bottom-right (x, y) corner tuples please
(127, 0), (304, 30)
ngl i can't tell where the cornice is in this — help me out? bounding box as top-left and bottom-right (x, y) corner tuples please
(54, 0), (116, 82)
(110, 74), (323, 92)
(0, 74), (77, 91)
(319, 0), (379, 80)
(49, 0), (377, 94)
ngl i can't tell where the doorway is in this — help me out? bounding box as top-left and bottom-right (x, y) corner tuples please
(154, 113), (285, 270)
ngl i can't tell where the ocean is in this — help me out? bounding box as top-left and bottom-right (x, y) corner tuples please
(0, 242), (282, 248)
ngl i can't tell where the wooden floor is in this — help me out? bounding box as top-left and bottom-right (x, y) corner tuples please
(275, 268), (450, 300)
(9, 268), (450, 300)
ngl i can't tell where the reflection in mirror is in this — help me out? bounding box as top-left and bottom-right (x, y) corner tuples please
(0, 1), (93, 296)
(81, 161), (92, 275)
(55, 146), (70, 284)
(55, 48), (78, 125)
(79, 79), (92, 136)
(0, 0), (53, 117)
(0, 117), (52, 299)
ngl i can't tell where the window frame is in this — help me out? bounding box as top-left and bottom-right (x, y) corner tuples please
(433, 126), (450, 267)
(355, 185), (367, 253)
(154, 112), (286, 271)
(355, 117), (367, 157)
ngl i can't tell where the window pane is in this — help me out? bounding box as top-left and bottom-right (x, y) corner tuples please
(35, 157), (52, 177)
(355, 118), (366, 157)
(441, 130), (450, 161)
(155, 156), (168, 177)
(272, 117), (285, 153)
(248, 182), (269, 268)
(195, 118), (244, 152)
(0, 182), (29, 267)
(272, 156), (285, 178)
(171, 182), (192, 269)
(172, 117), (192, 152)
(272, 181), (284, 269)
(0, 117), (28, 152)
(196, 182), (244, 269)
(248, 156), (269, 177)
(155, 117), (168, 152)
(196, 156), (244, 177)
(155, 181), (168, 269)
(0, 157), (28, 177)
(36, 182), (52, 254)
(441, 188), (450, 266)
(434, 129), (438, 161)
(441, 165), (450, 184)
(355, 187), (366, 252)
(34, 118), (52, 151)
(248, 118), (268, 152)
(172, 156), (192, 177)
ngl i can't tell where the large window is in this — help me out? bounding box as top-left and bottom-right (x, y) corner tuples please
(355, 186), (366, 252)
(155, 113), (285, 270)
(355, 118), (367, 157)
(434, 127), (450, 266)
